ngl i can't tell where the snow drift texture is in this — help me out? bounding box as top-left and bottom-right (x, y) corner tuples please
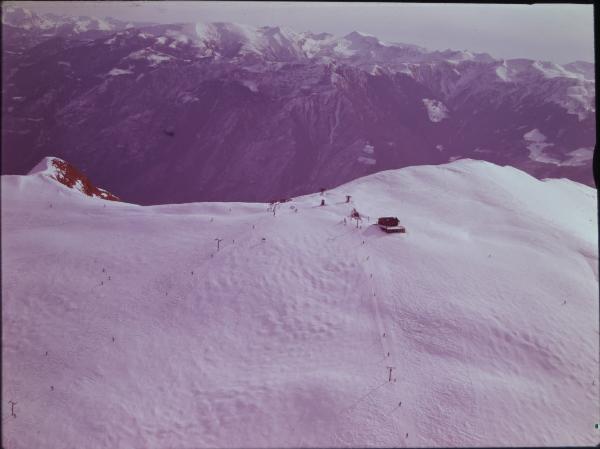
(2, 159), (598, 448)
(2, 7), (596, 205)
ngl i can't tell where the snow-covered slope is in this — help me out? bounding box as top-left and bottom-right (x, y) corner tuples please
(2, 159), (598, 447)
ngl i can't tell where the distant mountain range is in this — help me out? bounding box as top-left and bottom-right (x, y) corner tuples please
(2, 6), (595, 204)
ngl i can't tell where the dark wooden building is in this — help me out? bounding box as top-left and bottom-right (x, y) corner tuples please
(377, 217), (406, 233)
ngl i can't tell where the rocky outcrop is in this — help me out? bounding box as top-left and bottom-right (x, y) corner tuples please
(29, 157), (120, 201)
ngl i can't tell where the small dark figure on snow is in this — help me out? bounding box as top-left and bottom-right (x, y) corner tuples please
(346, 195), (351, 203)
(8, 400), (17, 418)
(387, 366), (394, 382)
(351, 209), (362, 227)
(320, 199), (325, 206)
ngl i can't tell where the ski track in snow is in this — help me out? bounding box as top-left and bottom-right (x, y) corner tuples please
(1, 160), (598, 448)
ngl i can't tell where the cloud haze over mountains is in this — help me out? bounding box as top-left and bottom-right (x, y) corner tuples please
(12, 2), (595, 64)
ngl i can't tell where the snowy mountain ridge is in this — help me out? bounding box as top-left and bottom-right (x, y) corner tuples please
(1, 159), (598, 448)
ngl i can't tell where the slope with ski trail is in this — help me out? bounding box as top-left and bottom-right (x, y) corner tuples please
(1, 159), (598, 448)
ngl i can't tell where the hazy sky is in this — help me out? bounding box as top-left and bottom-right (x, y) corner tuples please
(13, 1), (595, 63)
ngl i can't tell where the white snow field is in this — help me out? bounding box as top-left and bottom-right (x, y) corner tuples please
(2, 159), (598, 448)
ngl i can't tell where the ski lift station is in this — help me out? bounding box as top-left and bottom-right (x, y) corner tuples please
(377, 216), (405, 233)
